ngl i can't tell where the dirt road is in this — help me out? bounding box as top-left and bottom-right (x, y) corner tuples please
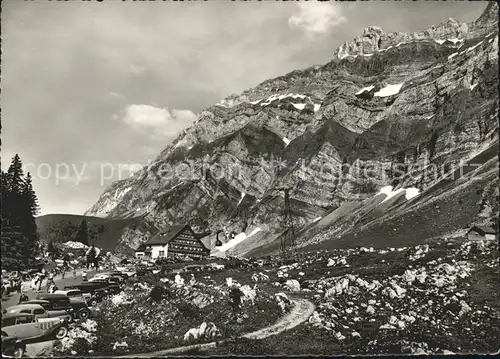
(241, 299), (315, 340)
(123, 298), (315, 357)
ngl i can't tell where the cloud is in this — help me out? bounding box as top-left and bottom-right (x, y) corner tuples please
(120, 104), (197, 139)
(130, 64), (146, 75)
(288, 2), (347, 35)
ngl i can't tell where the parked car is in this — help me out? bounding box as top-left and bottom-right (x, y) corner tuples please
(1, 313), (69, 341)
(65, 281), (111, 296)
(89, 273), (112, 282)
(4, 304), (49, 319)
(115, 266), (136, 277)
(1, 330), (26, 358)
(88, 279), (122, 294)
(54, 289), (91, 303)
(16, 300), (73, 322)
(86, 288), (109, 307)
(109, 271), (129, 281)
(36, 293), (92, 320)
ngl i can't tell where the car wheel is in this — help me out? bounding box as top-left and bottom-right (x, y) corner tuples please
(55, 326), (69, 340)
(90, 299), (97, 307)
(13, 345), (26, 358)
(78, 308), (91, 320)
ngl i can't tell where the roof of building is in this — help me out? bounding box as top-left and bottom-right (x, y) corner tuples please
(145, 224), (190, 246)
(145, 224), (210, 251)
(469, 225), (497, 235)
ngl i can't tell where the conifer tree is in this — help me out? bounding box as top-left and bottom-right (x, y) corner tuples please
(1, 155), (41, 269)
(75, 220), (89, 245)
(21, 172), (40, 258)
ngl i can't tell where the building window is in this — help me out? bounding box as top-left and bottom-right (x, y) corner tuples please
(159, 250), (165, 257)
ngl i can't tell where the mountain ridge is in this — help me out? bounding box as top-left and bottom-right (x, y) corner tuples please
(84, 3), (498, 256)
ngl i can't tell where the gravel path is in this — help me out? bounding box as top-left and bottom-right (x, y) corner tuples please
(123, 298), (315, 357)
(241, 298), (315, 340)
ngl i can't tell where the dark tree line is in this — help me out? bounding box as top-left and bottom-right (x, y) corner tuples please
(43, 220), (106, 254)
(1, 154), (41, 270)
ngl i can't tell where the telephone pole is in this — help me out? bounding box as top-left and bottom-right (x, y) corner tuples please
(278, 186), (295, 261)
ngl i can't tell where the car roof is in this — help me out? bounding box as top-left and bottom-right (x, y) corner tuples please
(7, 304), (45, 311)
(24, 299), (50, 305)
(1, 312), (35, 320)
(37, 293), (69, 299)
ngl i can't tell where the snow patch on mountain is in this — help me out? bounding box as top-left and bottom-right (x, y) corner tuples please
(374, 83), (404, 97)
(238, 192), (246, 206)
(378, 186), (420, 204)
(355, 85), (375, 95)
(448, 52), (458, 60)
(313, 104), (321, 112)
(469, 83), (478, 91)
(466, 42), (482, 53)
(260, 93), (308, 107)
(283, 137), (291, 146)
(435, 38), (464, 45)
(218, 227), (262, 252)
(292, 103), (306, 110)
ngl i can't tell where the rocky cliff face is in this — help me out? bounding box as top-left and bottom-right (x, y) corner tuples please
(86, 3), (498, 254)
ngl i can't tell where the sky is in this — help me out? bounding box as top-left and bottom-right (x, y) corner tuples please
(1, 0), (487, 216)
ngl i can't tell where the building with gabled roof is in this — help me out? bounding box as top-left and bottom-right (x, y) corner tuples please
(467, 225), (497, 241)
(143, 224), (211, 260)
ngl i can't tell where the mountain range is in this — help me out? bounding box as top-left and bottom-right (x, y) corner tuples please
(55, 2), (499, 257)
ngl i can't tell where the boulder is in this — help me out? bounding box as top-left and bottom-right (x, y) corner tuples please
(285, 279), (301, 292)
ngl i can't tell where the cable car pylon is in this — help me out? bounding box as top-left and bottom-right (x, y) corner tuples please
(277, 186), (296, 262)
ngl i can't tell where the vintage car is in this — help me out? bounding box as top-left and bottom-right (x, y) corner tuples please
(1, 313), (69, 342)
(36, 293), (92, 320)
(16, 300), (73, 322)
(115, 266), (136, 278)
(1, 329), (26, 358)
(65, 281), (111, 296)
(54, 289), (91, 303)
(4, 304), (50, 319)
(108, 270), (129, 281)
(89, 273), (111, 281)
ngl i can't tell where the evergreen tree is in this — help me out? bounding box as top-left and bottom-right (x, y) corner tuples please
(21, 172), (40, 261)
(75, 220), (89, 245)
(1, 226), (30, 270)
(1, 155), (41, 270)
(5, 155), (25, 231)
(23, 172), (40, 217)
(47, 240), (55, 254)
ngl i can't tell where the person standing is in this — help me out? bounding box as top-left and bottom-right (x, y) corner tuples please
(36, 275), (42, 292)
(31, 275), (38, 291)
(86, 245), (97, 270)
(48, 271), (55, 285)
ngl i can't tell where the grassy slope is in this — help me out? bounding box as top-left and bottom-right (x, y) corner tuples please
(244, 141), (498, 257)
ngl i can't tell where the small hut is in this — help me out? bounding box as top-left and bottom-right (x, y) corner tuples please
(467, 225), (497, 241)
